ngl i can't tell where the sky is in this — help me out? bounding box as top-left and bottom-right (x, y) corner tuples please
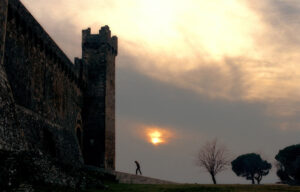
(21, 0), (300, 184)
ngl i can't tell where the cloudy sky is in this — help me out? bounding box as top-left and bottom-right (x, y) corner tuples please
(21, 0), (300, 184)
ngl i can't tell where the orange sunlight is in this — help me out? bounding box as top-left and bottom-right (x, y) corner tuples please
(149, 131), (163, 145)
(143, 126), (174, 146)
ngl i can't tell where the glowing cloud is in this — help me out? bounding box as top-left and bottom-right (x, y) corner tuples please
(21, 0), (300, 117)
(149, 131), (163, 145)
(143, 125), (174, 146)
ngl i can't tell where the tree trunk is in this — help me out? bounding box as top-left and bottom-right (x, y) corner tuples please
(256, 177), (261, 184)
(251, 178), (255, 184)
(255, 174), (262, 184)
(211, 174), (217, 184)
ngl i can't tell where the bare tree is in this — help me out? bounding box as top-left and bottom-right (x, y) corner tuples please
(196, 139), (230, 184)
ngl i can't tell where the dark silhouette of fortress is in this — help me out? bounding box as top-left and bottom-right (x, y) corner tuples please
(0, 0), (117, 170)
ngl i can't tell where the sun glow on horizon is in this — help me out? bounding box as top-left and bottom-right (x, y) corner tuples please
(143, 126), (174, 146)
(150, 131), (163, 145)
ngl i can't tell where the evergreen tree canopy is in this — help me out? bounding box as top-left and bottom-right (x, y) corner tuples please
(231, 153), (271, 184)
(275, 144), (300, 185)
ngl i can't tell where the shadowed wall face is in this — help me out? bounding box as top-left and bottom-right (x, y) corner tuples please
(0, 0), (11, 149)
(3, 0), (83, 165)
(0, 0), (8, 64)
(0, 0), (26, 151)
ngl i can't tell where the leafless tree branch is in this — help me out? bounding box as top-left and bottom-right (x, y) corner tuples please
(196, 139), (230, 184)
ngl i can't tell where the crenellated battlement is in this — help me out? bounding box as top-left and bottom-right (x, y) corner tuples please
(82, 26), (118, 55)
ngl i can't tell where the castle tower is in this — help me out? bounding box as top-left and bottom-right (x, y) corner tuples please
(81, 26), (117, 169)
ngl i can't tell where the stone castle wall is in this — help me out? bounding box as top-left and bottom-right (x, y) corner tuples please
(0, 0), (26, 151)
(3, 0), (85, 165)
(0, 0), (117, 169)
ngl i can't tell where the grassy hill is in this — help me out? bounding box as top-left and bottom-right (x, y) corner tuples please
(87, 184), (300, 192)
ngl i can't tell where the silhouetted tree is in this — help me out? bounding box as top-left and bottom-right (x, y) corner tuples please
(275, 144), (300, 185)
(231, 153), (271, 184)
(196, 139), (230, 184)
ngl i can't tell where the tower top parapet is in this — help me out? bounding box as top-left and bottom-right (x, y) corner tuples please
(82, 26), (117, 55)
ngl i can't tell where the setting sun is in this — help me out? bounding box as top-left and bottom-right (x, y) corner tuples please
(151, 137), (162, 145)
(142, 126), (174, 146)
(149, 131), (163, 145)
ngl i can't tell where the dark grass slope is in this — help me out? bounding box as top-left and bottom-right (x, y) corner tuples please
(99, 184), (300, 192)
(36, 184), (300, 192)
(34, 184), (300, 192)
(92, 184), (300, 192)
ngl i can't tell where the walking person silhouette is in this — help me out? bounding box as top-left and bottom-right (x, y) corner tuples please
(134, 160), (142, 175)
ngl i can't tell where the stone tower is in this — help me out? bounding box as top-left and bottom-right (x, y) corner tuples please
(81, 26), (117, 170)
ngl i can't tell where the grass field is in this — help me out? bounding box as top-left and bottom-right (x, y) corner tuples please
(87, 184), (300, 192)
